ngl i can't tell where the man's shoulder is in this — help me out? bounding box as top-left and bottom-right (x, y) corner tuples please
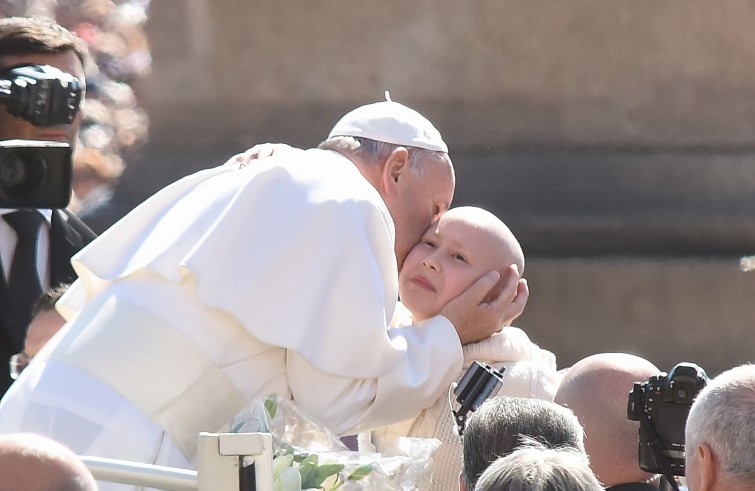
(606, 482), (659, 491)
(53, 209), (97, 241)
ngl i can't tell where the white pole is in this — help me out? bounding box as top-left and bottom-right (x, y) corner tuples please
(80, 455), (198, 491)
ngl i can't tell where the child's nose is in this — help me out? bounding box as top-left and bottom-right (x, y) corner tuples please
(421, 254), (441, 271)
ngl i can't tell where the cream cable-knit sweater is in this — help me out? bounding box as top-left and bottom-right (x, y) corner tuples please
(360, 303), (560, 491)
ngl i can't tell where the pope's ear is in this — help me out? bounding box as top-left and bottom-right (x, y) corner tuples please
(381, 147), (409, 196)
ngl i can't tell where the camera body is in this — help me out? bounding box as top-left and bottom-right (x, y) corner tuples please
(0, 64), (82, 208)
(627, 362), (708, 476)
(0, 64), (82, 126)
(452, 361), (505, 435)
(0, 140), (72, 208)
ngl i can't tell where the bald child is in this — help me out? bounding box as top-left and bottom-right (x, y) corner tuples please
(361, 206), (558, 491)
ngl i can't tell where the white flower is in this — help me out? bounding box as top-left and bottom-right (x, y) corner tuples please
(273, 454), (294, 479)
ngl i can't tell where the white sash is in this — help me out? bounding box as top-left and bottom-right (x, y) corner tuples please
(45, 294), (248, 460)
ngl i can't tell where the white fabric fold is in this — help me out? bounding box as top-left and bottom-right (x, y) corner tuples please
(1, 148), (464, 467)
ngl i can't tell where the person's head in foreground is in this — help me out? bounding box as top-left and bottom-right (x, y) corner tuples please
(554, 352), (661, 487)
(461, 396), (585, 491)
(322, 95), (455, 270)
(10, 284), (69, 380)
(399, 206), (524, 320)
(0, 433), (97, 491)
(685, 363), (755, 491)
(473, 439), (603, 491)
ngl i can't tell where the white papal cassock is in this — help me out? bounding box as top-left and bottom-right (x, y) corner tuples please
(0, 149), (463, 481)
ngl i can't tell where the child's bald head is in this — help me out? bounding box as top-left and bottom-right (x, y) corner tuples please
(399, 206), (525, 321)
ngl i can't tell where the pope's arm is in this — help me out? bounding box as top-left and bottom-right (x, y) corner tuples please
(287, 315), (463, 435)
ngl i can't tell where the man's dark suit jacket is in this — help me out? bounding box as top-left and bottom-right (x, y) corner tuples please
(607, 482), (661, 491)
(0, 209), (97, 395)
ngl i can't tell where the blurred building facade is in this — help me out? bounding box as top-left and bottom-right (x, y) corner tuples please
(123, 1), (755, 374)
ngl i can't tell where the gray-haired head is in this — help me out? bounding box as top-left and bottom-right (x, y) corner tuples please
(319, 96), (454, 272)
(685, 363), (755, 486)
(462, 396), (586, 491)
(474, 439), (602, 491)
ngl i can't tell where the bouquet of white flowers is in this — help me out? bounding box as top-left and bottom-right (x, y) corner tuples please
(232, 394), (440, 491)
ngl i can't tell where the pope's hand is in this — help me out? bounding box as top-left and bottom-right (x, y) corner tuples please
(233, 142), (296, 168)
(440, 264), (529, 345)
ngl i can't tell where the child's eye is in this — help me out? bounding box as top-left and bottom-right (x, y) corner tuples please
(422, 240), (437, 249)
(452, 253), (467, 262)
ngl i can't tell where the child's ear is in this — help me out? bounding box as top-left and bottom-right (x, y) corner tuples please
(381, 147), (409, 197)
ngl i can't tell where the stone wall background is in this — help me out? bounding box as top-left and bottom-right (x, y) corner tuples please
(105, 0), (755, 376)
(142, 0), (755, 150)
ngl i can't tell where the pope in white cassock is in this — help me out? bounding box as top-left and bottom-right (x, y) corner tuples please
(0, 97), (523, 486)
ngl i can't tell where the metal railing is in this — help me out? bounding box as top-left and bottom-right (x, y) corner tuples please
(81, 432), (274, 491)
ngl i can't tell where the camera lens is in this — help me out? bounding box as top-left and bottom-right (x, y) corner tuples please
(0, 153), (28, 188)
(672, 383), (692, 404)
(0, 149), (47, 197)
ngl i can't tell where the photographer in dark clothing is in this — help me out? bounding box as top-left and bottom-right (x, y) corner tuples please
(0, 17), (96, 396)
(606, 484), (665, 491)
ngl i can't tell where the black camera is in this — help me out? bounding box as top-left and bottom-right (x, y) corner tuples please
(0, 64), (83, 126)
(627, 362), (708, 476)
(0, 64), (82, 208)
(0, 140), (72, 208)
(452, 361), (505, 435)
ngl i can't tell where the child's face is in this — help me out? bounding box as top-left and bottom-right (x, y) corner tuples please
(399, 210), (519, 321)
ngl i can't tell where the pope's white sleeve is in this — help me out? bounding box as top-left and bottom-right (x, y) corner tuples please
(287, 315), (463, 436)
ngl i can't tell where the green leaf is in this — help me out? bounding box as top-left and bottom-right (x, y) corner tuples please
(313, 463), (345, 487)
(347, 462), (376, 481)
(292, 449), (311, 463)
(264, 395), (278, 420)
(302, 454), (320, 466)
(298, 455), (319, 487)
